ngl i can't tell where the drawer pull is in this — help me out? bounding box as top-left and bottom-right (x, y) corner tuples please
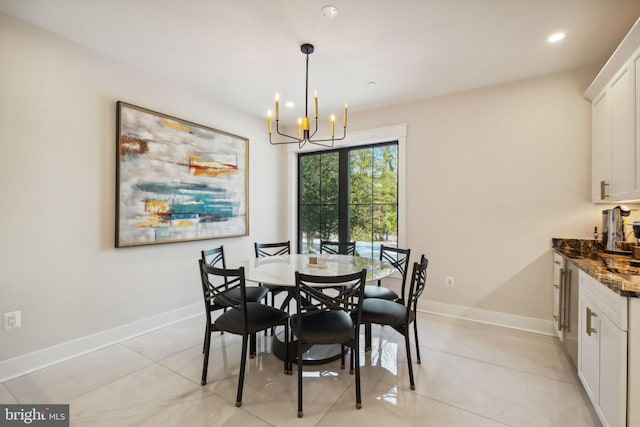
(586, 307), (598, 336)
(600, 180), (609, 200)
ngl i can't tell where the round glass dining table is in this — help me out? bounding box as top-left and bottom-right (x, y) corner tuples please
(234, 254), (396, 364)
(236, 254), (396, 287)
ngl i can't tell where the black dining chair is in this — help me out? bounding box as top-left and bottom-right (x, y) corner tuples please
(291, 268), (367, 418)
(362, 245), (411, 349)
(359, 255), (428, 390)
(201, 246), (269, 356)
(198, 260), (290, 407)
(320, 240), (356, 255)
(254, 241), (290, 312)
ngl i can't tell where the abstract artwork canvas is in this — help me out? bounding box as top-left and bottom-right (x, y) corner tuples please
(116, 101), (248, 247)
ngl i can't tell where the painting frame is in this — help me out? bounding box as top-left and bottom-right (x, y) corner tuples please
(115, 101), (249, 247)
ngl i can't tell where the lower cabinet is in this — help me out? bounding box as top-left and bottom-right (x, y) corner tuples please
(578, 271), (628, 427)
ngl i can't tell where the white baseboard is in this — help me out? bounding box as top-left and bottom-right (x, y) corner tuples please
(0, 303), (202, 383)
(421, 300), (556, 336)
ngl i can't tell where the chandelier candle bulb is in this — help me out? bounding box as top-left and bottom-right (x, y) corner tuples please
(314, 91), (318, 118)
(275, 94), (280, 120)
(343, 103), (348, 128)
(268, 110), (273, 134)
(331, 114), (335, 137)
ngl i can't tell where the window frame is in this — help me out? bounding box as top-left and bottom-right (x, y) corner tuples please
(297, 141), (399, 255)
(285, 124), (407, 255)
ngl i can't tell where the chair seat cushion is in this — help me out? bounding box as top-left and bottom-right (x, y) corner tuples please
(214, 302), (288, 334)
(213, 286), (269, 306)
(290, 310), (354, 344)
(360, 298), (412, 327)
(363, 284), (398, 301)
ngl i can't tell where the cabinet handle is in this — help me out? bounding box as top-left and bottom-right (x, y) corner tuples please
(559, 268), (565, 330)
(566, 271), (572, 332)
(586, 307), (598, 336)
(600, 180), (609, 200)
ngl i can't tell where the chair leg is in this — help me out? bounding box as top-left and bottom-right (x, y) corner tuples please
(365, 323), (372, 351)
(404, 332), (415, 390)
(349, 346), (354, 375)
(284, 322), (291, 374)
(236, 335), (249, 407)
(201, 328), (211, 386)
(354, 344), (362, 409)
(413, 319), (421, 364)
(250, 333), (256, 358)
(297, 337), (304, 418)
(340, 345), (346, 370)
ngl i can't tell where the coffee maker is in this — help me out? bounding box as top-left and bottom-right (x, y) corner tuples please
(602, 205), (631, 253)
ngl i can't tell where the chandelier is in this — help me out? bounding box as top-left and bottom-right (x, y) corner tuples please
(268, 43), (347, 148)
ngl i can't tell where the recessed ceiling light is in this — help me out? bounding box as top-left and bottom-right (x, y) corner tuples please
(548, 32), (565, 43)
(285, 101), (295, 108)
(321, 5), (338, 19)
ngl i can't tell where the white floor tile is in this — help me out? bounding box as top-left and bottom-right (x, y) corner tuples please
(0, 312), (602, 426)
(0, 383), (18, 403)
(5, 344), (153, 404)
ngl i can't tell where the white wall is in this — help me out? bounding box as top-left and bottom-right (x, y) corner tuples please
(0, 10), (625, 376)
(347, 67), (608, 322)
(0, 13), (287, 364)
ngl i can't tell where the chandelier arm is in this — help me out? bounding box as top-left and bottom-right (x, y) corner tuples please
(274, 120), (303, 141)
(308, 117), (318, 138)
(269, 133), (303, 145)
(308, 127), (347, 144)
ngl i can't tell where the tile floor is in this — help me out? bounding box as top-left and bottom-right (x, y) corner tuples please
(1, 312), (601, 426)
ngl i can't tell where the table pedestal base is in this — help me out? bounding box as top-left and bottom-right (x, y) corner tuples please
(271, 328), (345, 365)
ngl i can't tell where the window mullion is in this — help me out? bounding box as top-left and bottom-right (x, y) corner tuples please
(338, 149), (349, 243)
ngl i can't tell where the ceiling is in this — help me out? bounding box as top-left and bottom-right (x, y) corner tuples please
(1, 0), (640, 124)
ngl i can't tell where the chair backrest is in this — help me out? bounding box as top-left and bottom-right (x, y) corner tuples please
(406, 255), (429, 319)
(320, 240), (356, 255)
(380, 244), (411, 291)
(294, 269), (367, 338)
(254, 241), (290, 257)
(201, 246), (226, 268)
(199, 259), (248, 327)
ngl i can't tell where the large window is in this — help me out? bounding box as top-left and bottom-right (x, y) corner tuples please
(298, 141), (398, 259)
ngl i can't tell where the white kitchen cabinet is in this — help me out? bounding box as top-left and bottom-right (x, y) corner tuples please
(586, 18), (640, 203)
(578, 271), (628, 427)
(599, 312), (627, 427)
(590, 59), (634, 202)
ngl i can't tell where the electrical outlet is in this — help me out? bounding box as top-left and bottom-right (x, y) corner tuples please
(446, 276), (455, 288)
(4, 311), (21, 330)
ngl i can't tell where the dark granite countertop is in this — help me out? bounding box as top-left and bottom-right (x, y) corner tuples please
(552, 238), (640, 298)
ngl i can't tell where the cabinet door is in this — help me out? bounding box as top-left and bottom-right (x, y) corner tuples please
(599, 314), (627, 427)
(592, 89), (611, 202)
(609, 63), (634, 200)
(578, 288), (600, 404)
(634, 47), (640, 198)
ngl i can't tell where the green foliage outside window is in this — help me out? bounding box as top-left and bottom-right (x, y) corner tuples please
(299, 142), (398, 256)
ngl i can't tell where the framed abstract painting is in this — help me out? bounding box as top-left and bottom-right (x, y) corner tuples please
(115, 101), (249, 247)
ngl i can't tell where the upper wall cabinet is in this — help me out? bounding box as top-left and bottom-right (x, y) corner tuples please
(585, 18), (640, 203)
